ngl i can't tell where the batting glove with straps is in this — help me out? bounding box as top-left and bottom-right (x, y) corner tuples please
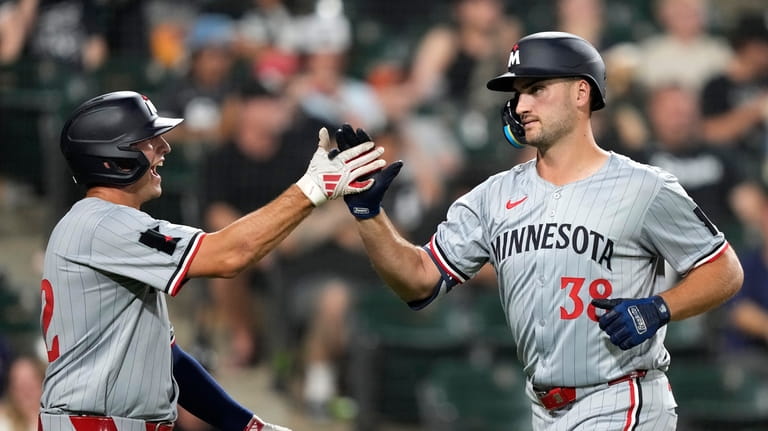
(296, 127), (386, 206)
(335, 124), (403, 219)
(591, 296), (671, 350)
(244, 414), (292, 431)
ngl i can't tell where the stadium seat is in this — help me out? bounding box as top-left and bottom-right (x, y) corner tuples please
(667, 358), (768, 430)
(348, 287), (473, 429)
(468, 292), (517, 362)
(418, 359), (532, 431)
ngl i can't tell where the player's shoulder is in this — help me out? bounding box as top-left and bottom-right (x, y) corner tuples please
(483, 158), (536, 186)
(609, 151), (678, 184)
(60, 198), (156, 232)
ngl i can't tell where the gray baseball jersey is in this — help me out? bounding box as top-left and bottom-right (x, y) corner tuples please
(424, 152), (726, 388)
(40, 197), (205, 421)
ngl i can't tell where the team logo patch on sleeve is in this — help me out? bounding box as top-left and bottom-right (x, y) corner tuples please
(140, 226), (180, 255)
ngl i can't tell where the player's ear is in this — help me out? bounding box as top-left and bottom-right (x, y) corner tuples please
(574, 79), (591, 110)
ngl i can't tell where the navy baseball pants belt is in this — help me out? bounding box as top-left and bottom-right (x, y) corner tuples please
(535, 370), (648, 410)
(38, 415), (174, 431)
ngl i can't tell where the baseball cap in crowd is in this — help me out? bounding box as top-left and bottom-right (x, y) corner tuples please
(186, 13), (236, 53)
(284, 13), (352, 55)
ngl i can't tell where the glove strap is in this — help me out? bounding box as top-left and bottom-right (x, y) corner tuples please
(651, 295), (671, 324)
(296, 175), (327, 206)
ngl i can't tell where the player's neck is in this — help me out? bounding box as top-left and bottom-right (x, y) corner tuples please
(86, 186), (144, 209)
(535, 135), (608, 186)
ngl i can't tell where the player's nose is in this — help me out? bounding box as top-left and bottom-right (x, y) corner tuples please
(158, 136), (171, 155)
(516, 94), (533, 116)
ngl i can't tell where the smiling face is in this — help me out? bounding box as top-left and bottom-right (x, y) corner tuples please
(123, 135), (171, 203)
(512, 77), (583, 151)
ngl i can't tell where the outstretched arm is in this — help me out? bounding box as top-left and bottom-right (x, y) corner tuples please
(356, 211), (442, 304)
(333, 124), (443, 303)
(172, 344), (290, 431)
(189, 186), (313, 278)
(188, 128), (385, 278)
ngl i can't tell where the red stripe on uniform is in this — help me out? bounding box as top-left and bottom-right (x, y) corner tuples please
(428, 235), (465, 283)
(623, 378), (638, 431)
(169, 233), (206, 296)
(692, 241), (729, 270)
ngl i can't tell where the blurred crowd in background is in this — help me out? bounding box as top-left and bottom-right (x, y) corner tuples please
(0, 0), (768, 430)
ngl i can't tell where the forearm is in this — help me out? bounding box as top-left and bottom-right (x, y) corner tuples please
(356, 211), (438, 302)
(190, 186), (313, 278)
(659, 246), (743, 321)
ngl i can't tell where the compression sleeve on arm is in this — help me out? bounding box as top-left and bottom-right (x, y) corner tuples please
(172, 343), (253, 430)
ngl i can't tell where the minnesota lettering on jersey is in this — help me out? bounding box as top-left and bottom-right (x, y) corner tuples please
(491, 223), (614, 270)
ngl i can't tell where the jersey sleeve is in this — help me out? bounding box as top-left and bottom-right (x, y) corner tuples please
(640, 171), (727, 275)
(427, 188), (492, 285)
(87, 207), (205, 296)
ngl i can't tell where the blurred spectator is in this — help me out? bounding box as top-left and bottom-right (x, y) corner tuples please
(593, 42), (650, 159)
(104, 0), (150, 59)
(371, 126), (447, 239)
(0, 355), (45, 431)
(145, 1), (197, 71)
(723, 186), (768, 369)
(0, 0), (38, 64)
(198, 81), (309, 369)
(160, 13), (240, 148)
(237, 0), (293, 51)
(284, 10), (387, 135)
(277, 200), (375, 420)
(634, 0), (732, 93)
(699, 13), (768, 183)
(235, 0), (301, 92)
(555, 0), (606, 48)
(396, 0), (521, 166)
(150, 13), (241, 223)
(25, 0), (109, 71)
(636, 84), (750, 250)
(276, 125), (444, 420)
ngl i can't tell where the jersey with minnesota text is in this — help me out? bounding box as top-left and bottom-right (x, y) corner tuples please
(40, 197), (205, 421)
(426, 152), (727, 388)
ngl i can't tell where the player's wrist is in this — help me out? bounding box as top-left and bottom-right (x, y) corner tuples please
(296, 175), (327, 206)
(344, 195), (381, 219)
(650, 295), (671, 325)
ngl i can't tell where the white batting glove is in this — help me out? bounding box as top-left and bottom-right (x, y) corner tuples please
(296, 127), (385, 206)
(244, 414), (292, 431)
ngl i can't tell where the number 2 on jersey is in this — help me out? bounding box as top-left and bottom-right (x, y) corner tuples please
(560, 277), (612, 321)
(41, 279), (60, 362)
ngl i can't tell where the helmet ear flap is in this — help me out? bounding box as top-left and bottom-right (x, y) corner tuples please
(501, 96), (526, 148)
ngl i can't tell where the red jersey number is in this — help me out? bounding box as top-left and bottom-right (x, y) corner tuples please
(560, 277), (612, 322)
(41, 279), (60, 362)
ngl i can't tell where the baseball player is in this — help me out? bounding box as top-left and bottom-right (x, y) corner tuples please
(337, 32), (744, 430)
(38, 91), (386, 431)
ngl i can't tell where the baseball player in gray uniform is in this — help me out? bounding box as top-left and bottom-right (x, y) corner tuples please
(38, 91), (387, 431)
(335, 32), (744, 430)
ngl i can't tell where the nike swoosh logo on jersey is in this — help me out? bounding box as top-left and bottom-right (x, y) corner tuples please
(506, 196), (527, 209)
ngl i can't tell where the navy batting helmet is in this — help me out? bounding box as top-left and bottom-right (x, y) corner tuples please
(486, 32), (606, 147)
(487, 31), (606, 109)
(60, 91), (183, 186)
